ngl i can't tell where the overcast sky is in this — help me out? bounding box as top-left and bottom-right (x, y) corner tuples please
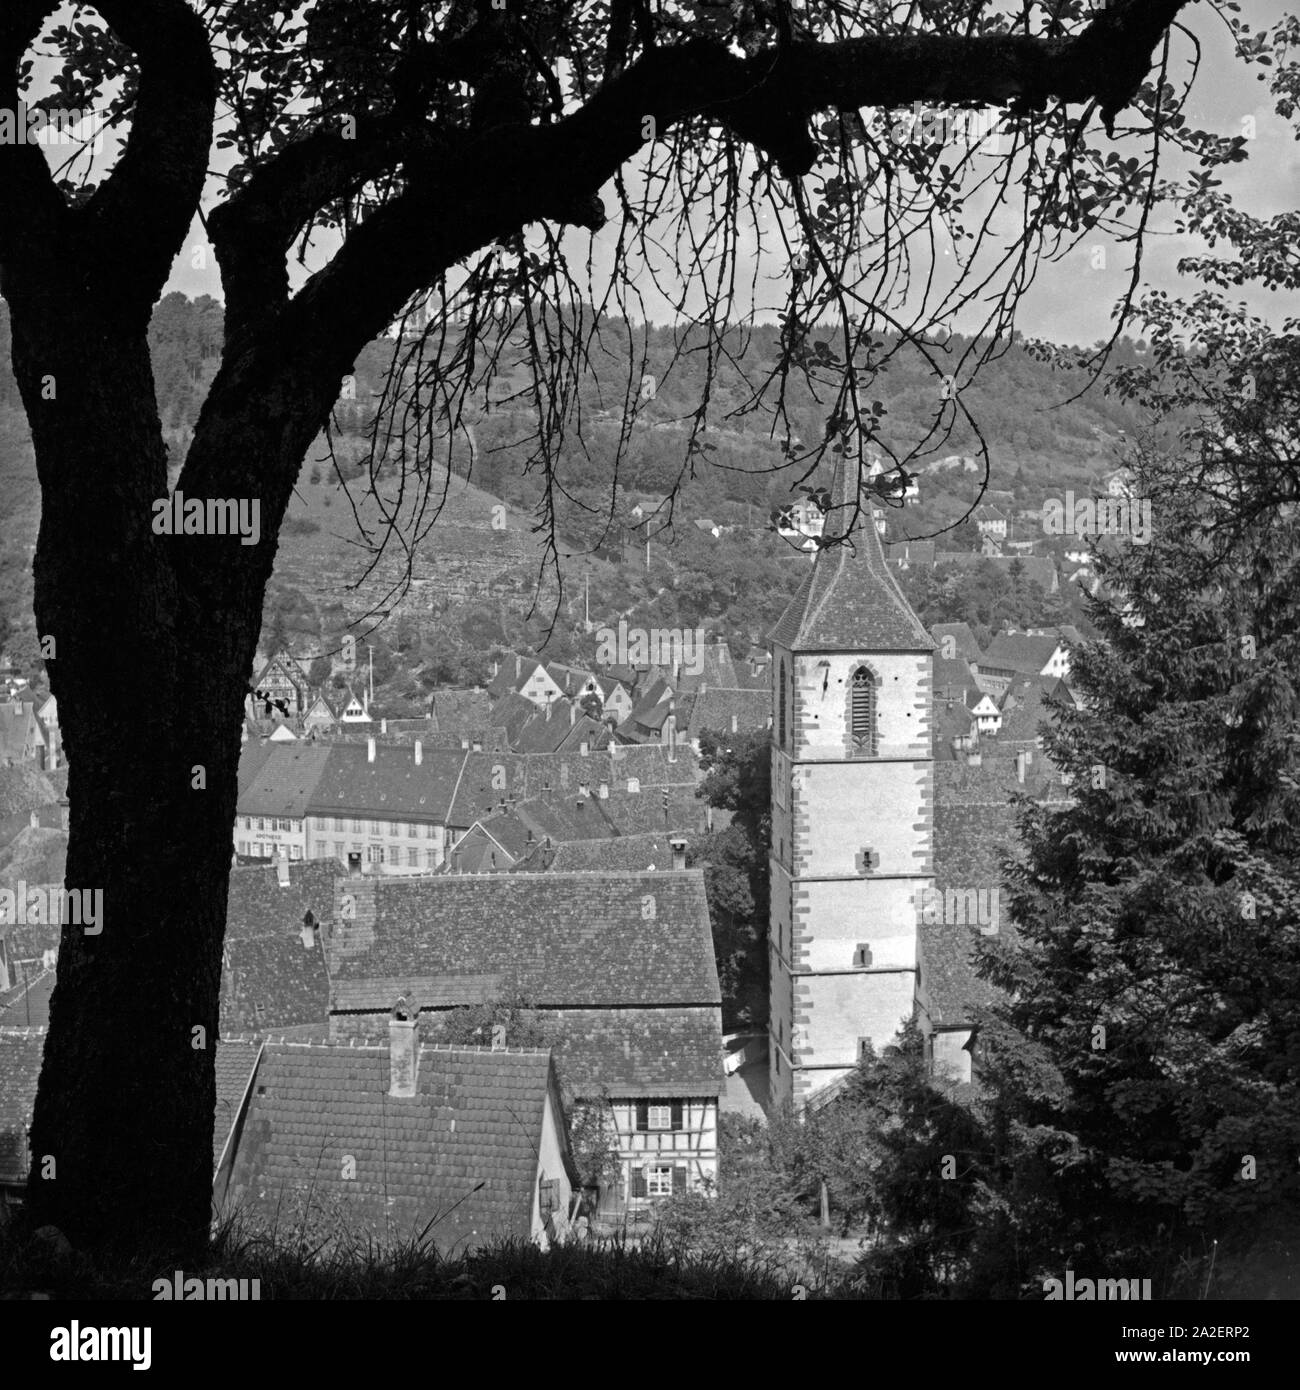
(154, 0), (1298, 347)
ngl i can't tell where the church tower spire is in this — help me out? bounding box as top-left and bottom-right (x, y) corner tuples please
(766, 451), (935, 1108)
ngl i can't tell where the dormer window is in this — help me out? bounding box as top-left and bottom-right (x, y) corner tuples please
(850, 665), (878, 754)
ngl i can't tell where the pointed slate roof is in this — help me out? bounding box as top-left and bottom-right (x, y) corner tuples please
(768, 461), (933, 652)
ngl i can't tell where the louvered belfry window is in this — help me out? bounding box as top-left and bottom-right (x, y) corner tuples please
(850, 665), (877, 753)
(778, 660), (787, 747)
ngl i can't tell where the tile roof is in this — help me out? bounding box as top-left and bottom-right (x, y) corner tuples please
(486, 691), (540, 744)
(980, 631), (1068, 676)
(527, 1006), (723, 1097)
(994, 677), (1059, 742)
(930, 622), (984, 664)
(237, 742), (333, 817)
(0, 966), (54, 1026)
(329, 871), (720, 1009)
(681, 688), (770, 740)
(221, 860), (342, 1032)
(0, 763), (58, 819)
(532, 833), (682, 873)
(0, 1026), (44, 1183)
(213, 1037), (263, 1172)
(224, 1041), (564, 1252)
(305, 742), (467, 822)
(769, 464), (933, 652)
(428, 688), (493, 734)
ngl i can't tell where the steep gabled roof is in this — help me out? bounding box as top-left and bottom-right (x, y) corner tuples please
(930, 622), (984, 665)
(225, 1042), (565, 1251)
(769, 464), (933, 652)
(330, 871), (720, 1009)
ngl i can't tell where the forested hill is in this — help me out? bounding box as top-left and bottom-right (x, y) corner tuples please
(0, 292), (1150, 658)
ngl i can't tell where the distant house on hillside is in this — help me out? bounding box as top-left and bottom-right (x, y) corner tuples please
(247, 650), (311, 723)
(974, 505), (1008, 539)
(976, 628), (1078, 697)
(0, 700), (46, 769)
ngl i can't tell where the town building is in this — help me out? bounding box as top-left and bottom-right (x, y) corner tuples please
(767, 460), (936, 1107)
(322, 865), (724, 1217)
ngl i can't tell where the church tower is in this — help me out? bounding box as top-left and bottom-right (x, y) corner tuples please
(767, 457), (934, 1108)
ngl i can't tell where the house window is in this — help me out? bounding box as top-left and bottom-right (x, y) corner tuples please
(351, 818), (362, 833)
(853, 943), (872, 968)
(368, 845), (384, 864)
(850, 665), (878, 754)
(408, 823), (418, 837)
(778, 659), (786, 747)
(646, 1167), (675, 1198)
(237, 840), (247, 855)
(289, 845), (302, 860)
(858, 1036), (873, 1060)
(370, 821), (381, 836)
(407, 848), (419, 867)
(425, 849), (437, 868)
(334, 843), (343, 858)
(423, 823), (434, 838)
(635, 1101), (684, 1131)
(257, 817), (266, 831)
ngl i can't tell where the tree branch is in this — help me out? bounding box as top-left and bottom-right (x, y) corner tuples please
(79, 1), (216, 321)
(183, 0), (1190, 564)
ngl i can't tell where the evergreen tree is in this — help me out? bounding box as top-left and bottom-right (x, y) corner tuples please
(975, 469), (1300, 1295)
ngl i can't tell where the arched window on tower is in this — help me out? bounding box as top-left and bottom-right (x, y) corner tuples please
(778, 660), (787, 748)
(850, 665), (878, 755)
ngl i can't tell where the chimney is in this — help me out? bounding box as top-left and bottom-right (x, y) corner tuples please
(299, 910), (317, 949)
(1016, 749), (1028, 784)
(414, 739), (423, 766)
(381, 718), (388, 735)
(275, 854), (291, 888)
(730, 713), (738, 734)
(461, 737), (470, 749)
(966, 749), (982, 767)
(670, 837), (687, 870)
(388, 1000), (419, 1098)
(579, 740), (589, 756)
(570, 702), (577, 727)
(515, 655), (522, 678)
(599, 781), (608, 800)
(666, 712), (677, 762)
(367, 737), (376, 763)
